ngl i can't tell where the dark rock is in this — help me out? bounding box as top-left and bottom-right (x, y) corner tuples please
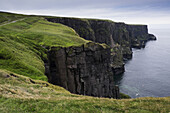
(47, 42), (120, 98)
(112, 64), (125, 75)
(148, 34), (157, 40)
(10, 73), (18, 78)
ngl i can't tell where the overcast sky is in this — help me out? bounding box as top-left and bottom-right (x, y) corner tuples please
(1, 0), (170, 26)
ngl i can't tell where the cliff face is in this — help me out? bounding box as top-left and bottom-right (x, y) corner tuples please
(46, 18), (128, 74)
(46, 17), (155, 73)
(126, 25), (156, 48)
(46, 42), (120, 98)
(46, 18), (153, 60)
(45, 17), (156, 98)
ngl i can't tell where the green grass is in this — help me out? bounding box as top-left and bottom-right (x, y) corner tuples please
(0, 70), (169, 113)
(0, 36), (46, 80)
(0, 16), (88, 80)
(26, 19), (88, 47)
(0, 15), (8, 23)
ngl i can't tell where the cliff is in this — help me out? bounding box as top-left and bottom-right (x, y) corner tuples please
(46, 17), (156, 50)
(0, 12), (156, 99)
(126, 24), (156, 48)
(0, 12), (121, 99)
(46, 17), (156, 73)
(46, 42), (120, 98)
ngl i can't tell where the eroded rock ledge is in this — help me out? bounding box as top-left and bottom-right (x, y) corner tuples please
(46, 42), (120, 98)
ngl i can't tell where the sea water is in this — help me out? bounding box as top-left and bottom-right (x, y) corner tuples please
(115, 27), (170, 98)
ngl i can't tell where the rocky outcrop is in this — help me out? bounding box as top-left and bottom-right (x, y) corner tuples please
(46, 42), (120, 98)
(126, 24), (156, 48)
(148, 34), (157, 40)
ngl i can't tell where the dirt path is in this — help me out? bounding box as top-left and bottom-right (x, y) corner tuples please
(0, 18), (26, 27)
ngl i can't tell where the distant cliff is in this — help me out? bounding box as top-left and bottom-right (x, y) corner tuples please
(126, 24), (156, 48)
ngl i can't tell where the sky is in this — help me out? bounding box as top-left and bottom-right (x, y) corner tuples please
(1, 0), (170, 27)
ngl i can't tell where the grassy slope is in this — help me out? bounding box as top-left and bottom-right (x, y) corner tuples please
(0, 14), (88, 80)
(0, 70), (170, 113)
(0, 12), (26, 25)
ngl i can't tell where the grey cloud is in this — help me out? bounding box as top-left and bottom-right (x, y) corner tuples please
(1, 0), (169, 10)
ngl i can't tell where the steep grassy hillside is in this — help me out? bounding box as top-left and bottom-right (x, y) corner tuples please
(0, 70), (170, 113)
(0, 15), (88, 81)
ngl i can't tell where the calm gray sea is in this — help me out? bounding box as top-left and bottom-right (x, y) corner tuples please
(115, 28), (170, 98)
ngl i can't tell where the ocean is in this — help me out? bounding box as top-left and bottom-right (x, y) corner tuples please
(115, 27), (170, 98)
